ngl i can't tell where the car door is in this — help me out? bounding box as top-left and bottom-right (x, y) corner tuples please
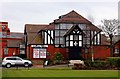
(15, 58), (24, 65)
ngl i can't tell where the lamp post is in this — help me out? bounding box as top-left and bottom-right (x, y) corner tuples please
(90, 31), (101, 62)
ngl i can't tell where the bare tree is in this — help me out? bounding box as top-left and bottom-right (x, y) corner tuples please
(100, 19), (120, 56)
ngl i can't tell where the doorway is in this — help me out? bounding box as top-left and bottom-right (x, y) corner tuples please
(68, 47), (82, 60)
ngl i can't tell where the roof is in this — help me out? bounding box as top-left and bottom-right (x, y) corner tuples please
(9, 32), (24, 38)
(113, 35), (120, 45)
(25, 24), (48, 33)
(24, 24), (54, 44)
(86, 24), (101, 31)
(101, 34), (110, 45)
(0, 22), (8, 25)
(54, 10), (101, 31)
(54, 10), (92, 24)
(7, 40), (22, 47)
(25, 24), (54, 33)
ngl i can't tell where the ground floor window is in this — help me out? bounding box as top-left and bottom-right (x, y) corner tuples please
(114, 48), (119, 54)
(4, 48), (8, 55)
(20, 50), (25, 54)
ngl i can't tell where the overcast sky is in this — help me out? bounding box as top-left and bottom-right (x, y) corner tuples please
(0, 0), (119, 33)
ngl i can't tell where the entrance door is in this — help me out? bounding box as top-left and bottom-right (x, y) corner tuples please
(68, 47), (82, 60)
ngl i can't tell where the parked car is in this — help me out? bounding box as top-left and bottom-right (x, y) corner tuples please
(2, 56), (32, 68)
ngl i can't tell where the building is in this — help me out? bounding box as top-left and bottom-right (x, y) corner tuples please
(24, 10), (110, 63)
(113, 35), (120, 56)
(0, 22), (25, 58)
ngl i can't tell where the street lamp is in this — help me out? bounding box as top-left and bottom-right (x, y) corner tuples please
(90, 30), (101, 62)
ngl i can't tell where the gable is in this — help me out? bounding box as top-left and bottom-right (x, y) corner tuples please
(54, 10), (91, 24)
(64, 25), (84, 36)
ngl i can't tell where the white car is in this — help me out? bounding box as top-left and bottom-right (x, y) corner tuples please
(2, 56), (32, 68)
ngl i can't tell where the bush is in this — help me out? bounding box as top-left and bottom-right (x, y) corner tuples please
(92, 61), (107, 69)
(53, 52), (64, 64)
(106, 57), (120, 69)
(84, 60), (93, 69)
(84, 60), (108, 70)
(32, 60), (44, 65)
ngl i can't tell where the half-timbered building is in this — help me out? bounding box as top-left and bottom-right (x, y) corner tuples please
(24, 10), (111, 62)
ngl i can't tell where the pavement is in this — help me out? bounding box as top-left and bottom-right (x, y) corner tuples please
(1, 64), (71, 69)
(43, 64), (69, 68)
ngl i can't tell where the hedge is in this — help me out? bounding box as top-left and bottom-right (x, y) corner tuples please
(106, 57), (120, 69)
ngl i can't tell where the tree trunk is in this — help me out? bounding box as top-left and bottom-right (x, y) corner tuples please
(110, 35), (113, 57)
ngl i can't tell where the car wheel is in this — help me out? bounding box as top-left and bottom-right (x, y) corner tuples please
(24, 63), (29, 67)
(6, 63), (11, 68)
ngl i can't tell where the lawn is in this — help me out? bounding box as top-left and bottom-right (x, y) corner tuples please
(2, 68), (119, 79)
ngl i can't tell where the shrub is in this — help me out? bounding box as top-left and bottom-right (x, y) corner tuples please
(92, 61), (107, 69)
(84, 60), (93, 69)
(106, 57), (120, 69)
(84, 60), (108, 70)
(32, 60), (44, 65)
(53, 52), (64, 64)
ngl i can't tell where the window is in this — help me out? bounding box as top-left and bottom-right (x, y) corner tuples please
(60, 24), (67, 29)
(60, 37), (64, 44)
(55, 30), (59, 36)
(70, 41), (73, 46)
(79, 41), (82, 46)
(66, 24), (73, 29)
(79, 35), (82, 40)
(78, 24), (86, 30)
(85, 49), (88, 53)
(74, 35), (78, 40)
(114, 48), (119, 54)
(60, 30), (66, 36)
(16, 58), (22, 60)
(2, 32), (7, 38)
(4, 48), (8, 55)
(2, 26), (5, 31)
(55, 24), (59, 29)
(74, 41), (78, 46)
(66, 41), (69, 46)
(70, 35), (73, 40)
(6, 58), (16, 60)
(66, 36), (69, 41)
(55, 37), (59, 44)
(20, 50), (25, 54)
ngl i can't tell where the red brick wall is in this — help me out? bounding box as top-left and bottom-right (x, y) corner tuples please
(28, 45), (110, 61)
(90, 46), (110, 60)
(114, 41), (120, 48)
(4, 48), (19, 57)
(46, 45), (67, 60)
(1, 38), (22, 58)
(28, 45), (67, 61)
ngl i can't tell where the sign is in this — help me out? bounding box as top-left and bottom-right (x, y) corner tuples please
(33, 48), (40, 58)
(33, 48), (46, 58)
(40, 49), (46, 58)
(31, 45), (48, 47)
